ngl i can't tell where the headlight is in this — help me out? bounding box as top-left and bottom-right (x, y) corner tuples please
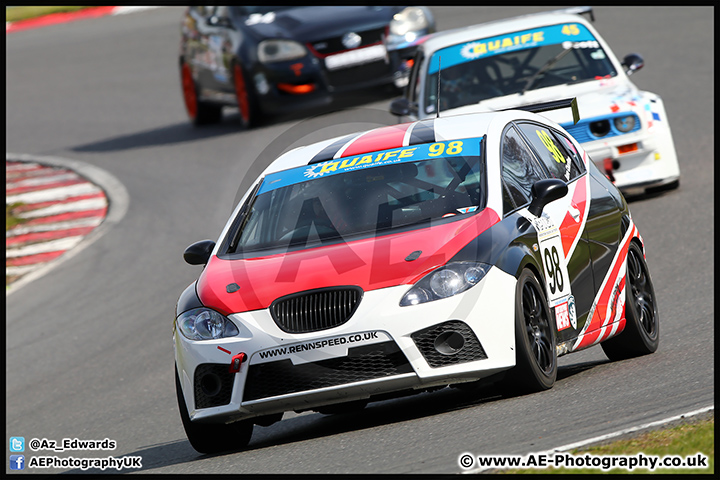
(400, 262), (491, 306)
(614, 115), (637, 133)
(258, 39), (306, 63)
(390, 7), (430, 36)
(177, 308), (239, 341)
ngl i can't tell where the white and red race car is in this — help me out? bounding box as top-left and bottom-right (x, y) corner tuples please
(390, 7), (680, 196)
(175, 99), (659, 453)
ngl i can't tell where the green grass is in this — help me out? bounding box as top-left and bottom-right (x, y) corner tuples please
(6, 202), (27, 230)
(6, 202), (28, 286)
(6, 6), (90, 23)
(504, 416), (713, 474)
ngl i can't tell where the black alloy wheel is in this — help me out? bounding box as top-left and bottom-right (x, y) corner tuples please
(601, 241), (659, 360)
(501, 268), (557, 394)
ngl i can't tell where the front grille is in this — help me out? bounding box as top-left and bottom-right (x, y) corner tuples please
(194, 363), (235, 409)
(243, 341), (413, 401)
(310, 27), (385, 56)
(561, 113), (641, 144)
(270, 286), (363, 334)
(411, 320), (487, 368)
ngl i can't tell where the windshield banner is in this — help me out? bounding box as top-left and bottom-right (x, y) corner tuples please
(259, 136), (483, 194)
(428, 23), (597, 74)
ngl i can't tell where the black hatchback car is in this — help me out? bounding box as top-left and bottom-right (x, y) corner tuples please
(179, 6), (435, 127)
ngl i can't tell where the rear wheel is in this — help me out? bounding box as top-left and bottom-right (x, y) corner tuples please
(175, 366), (253, 454)
(601, 242), (659, 360)
(501, 268), (557, 394)
(180, 61), (222, 126)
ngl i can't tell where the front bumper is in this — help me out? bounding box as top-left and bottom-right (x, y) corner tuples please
(252, 47), (413, 115)
(582, 128), (680, 195)
(175, 268), (517, 424)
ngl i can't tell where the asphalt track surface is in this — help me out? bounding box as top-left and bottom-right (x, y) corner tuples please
(6, 6), (714, 474)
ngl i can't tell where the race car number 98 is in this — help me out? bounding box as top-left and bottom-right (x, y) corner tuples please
(536, 130), (566, 164)
(539, 231), (570, 304)
(544, 245), (564, 295)
(428, 141), (463, 157)
(523, 213), (571, 305)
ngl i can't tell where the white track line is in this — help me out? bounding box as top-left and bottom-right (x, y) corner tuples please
(6, 264), (43, 277)
(18, 197), (107, 218)
(6, 162), (40, 171)
(7, 217), (104, 237)
(7, 182), (102, 204)
(6, 236), (85, 257)
(7, 172), (80, 189)
(465, 405), (715, 473)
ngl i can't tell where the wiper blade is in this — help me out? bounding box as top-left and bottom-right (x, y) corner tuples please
(228, 181), (263, 253)
(520, 46), (573, 95)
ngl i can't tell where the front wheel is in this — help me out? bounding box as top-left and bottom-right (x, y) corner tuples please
(601, 241), (659, 360)
(180, 61), (222, 126)
(175, 366), (253, 454)
(501, 268), (557, 394)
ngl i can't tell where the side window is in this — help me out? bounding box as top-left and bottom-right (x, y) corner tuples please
(517, 123), (583, 182)
(501, 126), (547, 213)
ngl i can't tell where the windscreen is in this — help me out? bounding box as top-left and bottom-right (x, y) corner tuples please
(425, 22), (617, 113)
(228, 138), (485, 257)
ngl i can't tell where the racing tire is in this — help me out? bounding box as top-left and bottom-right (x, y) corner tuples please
(232, 62), (261, 129)
(601, 242), (659, 360)
(180, 61), (223, 126)
(501, 268), (557, 394)
(175, 366), (253, 454)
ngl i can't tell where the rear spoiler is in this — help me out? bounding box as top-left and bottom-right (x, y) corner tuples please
(501, 97), (580, 125)
(547, 6), (594, 22)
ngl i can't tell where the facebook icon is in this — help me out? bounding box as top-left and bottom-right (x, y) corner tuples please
(10, 455), (25, 470)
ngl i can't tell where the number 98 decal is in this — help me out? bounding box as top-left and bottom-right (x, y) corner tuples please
(536, 129), (566, 164)
(543, 245), (564, 295)
(520, 211), (572, 306)
(539, 234), (571, 305)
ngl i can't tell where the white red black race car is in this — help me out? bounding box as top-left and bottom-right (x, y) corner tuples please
(390, 7), (680, 196)
(175, 99), (659, 453)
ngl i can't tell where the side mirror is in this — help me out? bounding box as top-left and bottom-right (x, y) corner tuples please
(389, 97), (415, 117)
(527, 179), (568, 217)
(621, 53), (644, 76)
(183, 240), (216, 265)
